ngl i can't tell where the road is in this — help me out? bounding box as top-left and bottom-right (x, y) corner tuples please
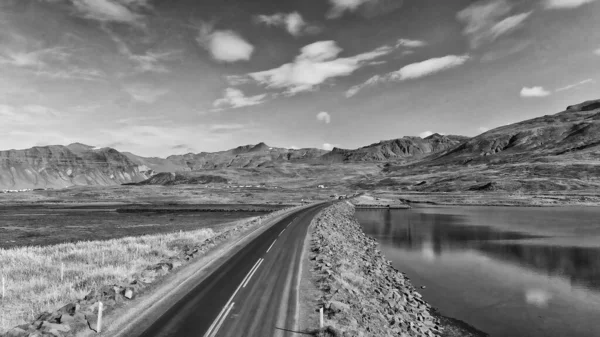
(136, 202), (330, 337)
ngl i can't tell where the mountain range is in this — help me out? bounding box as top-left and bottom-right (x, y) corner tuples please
(1, 99), (599, 191)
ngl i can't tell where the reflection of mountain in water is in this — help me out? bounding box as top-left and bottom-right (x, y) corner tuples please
(357, 209), (600, 292)
(478, 243), (600, 291)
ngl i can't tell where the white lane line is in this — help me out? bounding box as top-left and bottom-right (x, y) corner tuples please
(203, 258), (262, 337)
(207, 302), (235, 337)
(242, 258), (264, 288)
(279, 228), (286, 236)
(266, 240), (277, 253)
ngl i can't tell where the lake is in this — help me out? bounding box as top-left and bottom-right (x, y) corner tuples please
(356, 206), (600, 337)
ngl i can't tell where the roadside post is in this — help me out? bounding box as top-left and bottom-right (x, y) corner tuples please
(319, 307), (324, 328)
(60, 263), (64, 281)
(97, 301), (103, 333)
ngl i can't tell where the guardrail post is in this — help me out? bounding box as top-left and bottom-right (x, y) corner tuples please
(319, 307), (324, 328)
(97, 301), (103, 333)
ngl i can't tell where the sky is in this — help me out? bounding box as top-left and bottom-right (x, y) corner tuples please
(0, 0), (599, 157)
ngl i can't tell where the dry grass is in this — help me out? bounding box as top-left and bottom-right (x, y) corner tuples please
(0, 217), (256, 331)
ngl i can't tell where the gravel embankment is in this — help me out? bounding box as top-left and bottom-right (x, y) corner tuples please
(309, 202), (442, 336)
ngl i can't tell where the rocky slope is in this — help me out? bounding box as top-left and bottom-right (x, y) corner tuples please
(320, 134), (468, 163)
(309, 202), (442, 336)
(165, 143), (328, 170)
(433, 99), (600, 164)
(127, 172), (228, 186)
(0, 144), (150, 190)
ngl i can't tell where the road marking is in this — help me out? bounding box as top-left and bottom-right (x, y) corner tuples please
(203, 258), (262, 337)
(266, 240), (277, 253)
(207, 302), (235, 337)
(279, 228), (285, 236)
(242, 258), (263, 288)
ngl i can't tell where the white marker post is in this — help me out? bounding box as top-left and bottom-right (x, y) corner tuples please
(97, 302), (103, 333)
(319, 307), (324, 329)
(60, 263), (64, 282)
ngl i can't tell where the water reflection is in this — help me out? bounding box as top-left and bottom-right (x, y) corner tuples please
(358, 209), (600, 292)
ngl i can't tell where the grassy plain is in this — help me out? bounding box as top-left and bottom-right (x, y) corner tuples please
(0, 216), (258, 332)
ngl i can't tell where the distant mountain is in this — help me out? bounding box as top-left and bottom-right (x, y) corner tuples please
(126, 172), (228, 186)
(433, 99), (600, 164)
(0, 144), (150, 189)
(165, 144), (328, 170)
(320, 134), (468, 163)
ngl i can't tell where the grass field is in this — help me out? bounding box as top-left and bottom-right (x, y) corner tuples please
(0, 216), (256, 332)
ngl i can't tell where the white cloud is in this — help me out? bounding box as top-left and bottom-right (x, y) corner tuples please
(317, 111), (331, 124)
(478, 126), (490, 133)
(489, 12), (532, 40)
(457, 0), (531, 49)
(103, 27), (179, 73)
(391, 55), (470, 81)
(594, 48), (600, 55)
(555, 79), (594, 92)
(255, 12), (319, 37)
(544, 0), (596, 9)
(244, 41), (393, 95)
(0, 104), (62, 125)
(322, 143), (338, 150)
(419, 131), (434, 138)
(326, 0), (403, 19)
(71, 0), (150, 26)
(197, 23), (254, 63)
(288, 145), (300, 150)
(123, 84), (169, 103)
(213, 88), (267, 109)
(520, 86), (550, 97)
(209, 124), (245, 132)
(396, 39), (427, 48)
(346, 55), (469, 97)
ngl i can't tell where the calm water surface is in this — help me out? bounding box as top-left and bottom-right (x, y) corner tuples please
(356, 206), (600, 337)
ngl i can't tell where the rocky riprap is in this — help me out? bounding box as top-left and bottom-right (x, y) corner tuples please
(310, 203), (442, 336)
(0, 207), (295, 337)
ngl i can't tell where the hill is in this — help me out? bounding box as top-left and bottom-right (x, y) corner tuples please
(321, 134), (468, 163)
(0, 144), (150, 189)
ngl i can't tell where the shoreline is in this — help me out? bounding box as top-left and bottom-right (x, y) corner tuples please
(306, 202), (487, 336)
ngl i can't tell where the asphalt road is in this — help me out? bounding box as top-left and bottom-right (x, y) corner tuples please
(137, 202), (330, 337)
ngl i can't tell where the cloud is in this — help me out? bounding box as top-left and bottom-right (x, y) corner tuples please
(103, 27), (179, 73)
(0, 104), (62, 125)
(255, 12), (320, 37)
(478, 126), (490, 133)
(594, 48), (600, 55)
(392, 55), (470, 80)
(457, 0), (532, 49)
(419, 131), (433, 138)
(525, 289), (552, 307)
(322, 143), (338, 150)
(520, 86), (550, 97)
(326, 0), (404, 19)
(346, 55), (469, 97)
(70, 0), (150, 26)
(213, 88), (267, 109)
(396, 39), (427, 48)
(123, 84), (169, 103)
(317, 111), (331, 124)
(288, 145), (300, 150)
(209, 124), (245, 132)
(242, 41), (393, 95)
(197, 23), (254, 63)
(544, 0), (596, 9)
(555, 79), (594, 92)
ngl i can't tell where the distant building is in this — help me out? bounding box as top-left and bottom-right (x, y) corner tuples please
(317, 185), (325, 189)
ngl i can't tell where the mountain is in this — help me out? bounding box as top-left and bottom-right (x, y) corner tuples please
(0, 144), (150, 190)
(126, 172), (228, 186)
(320, 134), (468, 163)
(432, 99), (600, 165)
(165, 144), (328, 170)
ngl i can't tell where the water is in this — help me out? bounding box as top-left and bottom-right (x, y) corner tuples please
(355, 206), (600, 337)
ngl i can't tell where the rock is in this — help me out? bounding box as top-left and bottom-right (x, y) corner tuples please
(124, 288), (134, 299)
(3, 327), (28, 337)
